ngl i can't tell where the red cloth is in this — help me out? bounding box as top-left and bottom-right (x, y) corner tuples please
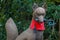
(30, 19), (45, 30)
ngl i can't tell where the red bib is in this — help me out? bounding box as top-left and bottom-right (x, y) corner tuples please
(30, 19), (45, 30)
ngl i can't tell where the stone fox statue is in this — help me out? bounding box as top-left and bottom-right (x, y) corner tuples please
(5, 3), (47, 40)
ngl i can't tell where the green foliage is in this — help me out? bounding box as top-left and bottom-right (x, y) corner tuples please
(0, 0), (60, 40)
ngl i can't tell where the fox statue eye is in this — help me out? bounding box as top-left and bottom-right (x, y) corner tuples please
(41, 14), (45, 16)
(36, 13), (45, 16)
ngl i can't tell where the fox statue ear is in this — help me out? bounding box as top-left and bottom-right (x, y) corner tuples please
(32, 3), (38, 11)
(42, 3), (47, 11)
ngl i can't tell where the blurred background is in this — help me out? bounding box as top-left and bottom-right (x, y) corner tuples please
(0, 0), (60, 40)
